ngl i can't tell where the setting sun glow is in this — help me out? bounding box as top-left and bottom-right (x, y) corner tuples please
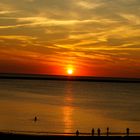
(67, 69), (73, 75)
(0, 0), (140, 78)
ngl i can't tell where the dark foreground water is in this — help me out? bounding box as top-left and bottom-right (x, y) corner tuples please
(0, 79), (140, 134)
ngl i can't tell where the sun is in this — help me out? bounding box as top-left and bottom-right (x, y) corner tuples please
(67, 69), (73, 75)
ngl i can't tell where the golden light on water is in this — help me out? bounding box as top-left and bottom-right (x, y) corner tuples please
(63, 106), (73, 133)
(63, 83), (74, 133)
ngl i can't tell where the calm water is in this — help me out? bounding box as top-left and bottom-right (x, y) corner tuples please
(0, 79), (140, 134)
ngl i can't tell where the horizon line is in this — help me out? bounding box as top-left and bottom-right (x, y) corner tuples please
(0, 73), (140, 83)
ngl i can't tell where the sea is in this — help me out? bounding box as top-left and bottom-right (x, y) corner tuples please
(0, 79), (140, 135)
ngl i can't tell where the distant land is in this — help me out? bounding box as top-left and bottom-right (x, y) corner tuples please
(0, 73), (140, 83)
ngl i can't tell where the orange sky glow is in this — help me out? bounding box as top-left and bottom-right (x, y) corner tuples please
(0, 0), (140, 78)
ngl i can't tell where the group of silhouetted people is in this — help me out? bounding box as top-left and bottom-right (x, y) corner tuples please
(75, 128), (102, 136)
(76, 128), (130, 136)
(32, 116), (130, 137)
(76, 128), (108, 136)
(91, 128), (102, 136)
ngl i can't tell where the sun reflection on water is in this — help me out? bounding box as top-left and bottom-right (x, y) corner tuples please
(63, 82), (74, 133)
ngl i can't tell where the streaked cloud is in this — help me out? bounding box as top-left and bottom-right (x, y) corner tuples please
(0, 10), (18, 15)
(76, 1), (103, 9)
(0, 35), (36, 42)
(17, 16), (118, 27)
(120, 13), (140, 25)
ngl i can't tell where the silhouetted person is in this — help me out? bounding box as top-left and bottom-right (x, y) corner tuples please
(126, 128), (130, 136)
(34, 116), (37, 122)
(107, 127), (109, 136)
(76, 130), (79, 136)
(97, 128), (101, 136)
(92, 128), (95, 136)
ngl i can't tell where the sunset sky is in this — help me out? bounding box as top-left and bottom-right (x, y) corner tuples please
(0, 0), (140, 77)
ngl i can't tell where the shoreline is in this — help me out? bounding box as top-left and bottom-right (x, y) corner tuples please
(0, 132), (140, 140)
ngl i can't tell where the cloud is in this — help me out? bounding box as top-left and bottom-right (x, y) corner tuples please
(76, 1), (103, 9)
(0, 24), (26, 29)
(120, 13), (140, 25)
(0, 35), (36, 41)
(0, 10), (18, 15)
(17, 16), (118, 27)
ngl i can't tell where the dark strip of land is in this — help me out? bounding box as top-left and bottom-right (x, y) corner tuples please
(0, 73), (140, 83)
(0, 132), (140, 140)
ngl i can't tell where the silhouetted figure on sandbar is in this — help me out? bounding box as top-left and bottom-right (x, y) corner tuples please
(34, 116), (37, 122)
(76, 130), (79, 136)
(107, 127), (109, 136)
(92, 128), (95, 136)
(126, 128), (130, 136)
(97, 128), (101, 136)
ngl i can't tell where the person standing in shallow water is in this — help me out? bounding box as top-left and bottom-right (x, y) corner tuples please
(92, 128), (95, 136)
(76, 130), (79, 136)
(34, 116), (37, 122)
(97, 128), (101, 136)
(107, 127), (109, 136)
(126, 128), (130, 136)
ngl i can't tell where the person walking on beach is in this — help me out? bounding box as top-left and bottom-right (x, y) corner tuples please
(97, 128), (101, 136)
(92, 128), (95, 136)
(76, 130), (79, 136)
